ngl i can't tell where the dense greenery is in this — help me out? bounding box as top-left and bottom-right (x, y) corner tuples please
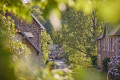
(72, 66), (107, 80)
(117, 62), (120, 73)
(0, 14), (31, 79)
(102, 57), (110, 72)
(52, 8), (104, 66)
(1, 0), (120, 23)
(0, 13), (72, 80)
(31, 0), (120, 30)
(41, 31), (53, 64)
(32, 5), (53, 64)
(32, 5), (53, 35)
(1, 0), (120, 80)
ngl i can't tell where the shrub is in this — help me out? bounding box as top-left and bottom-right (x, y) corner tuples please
(102, 57), (110, 72)
(91, 56), (97, 66)
(47, 61), (53, 66)
(116, 62), (120, 73)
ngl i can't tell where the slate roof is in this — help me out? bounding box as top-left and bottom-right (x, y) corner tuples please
(97, 23), (120, 40)
(15, 23), (43, 55)
(31, 14), (45, 30)
(14, 14), (45, 55)
(96, 33), (104, 40)
(109, 24), (120, 36)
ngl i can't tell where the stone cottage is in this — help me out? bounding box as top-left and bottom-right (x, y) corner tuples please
(97, 23), (120, 68)
(5, 12), (45, 65)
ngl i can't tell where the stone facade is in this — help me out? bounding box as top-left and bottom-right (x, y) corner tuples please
(6, 12), (44, 65)
(97, 36), (116, 68)
(97, 25), (120, 68)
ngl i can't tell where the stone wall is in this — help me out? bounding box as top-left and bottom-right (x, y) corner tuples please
(6, 12), (42, 49)
(6, 12), (42, 65)
(17, 19), (41, 48)
(14, 32), (41, 65)
(116, 36), (120, 56)
(97, 36), (117, 68)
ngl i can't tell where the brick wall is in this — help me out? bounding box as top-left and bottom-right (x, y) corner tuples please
(97, 36), (117, 68)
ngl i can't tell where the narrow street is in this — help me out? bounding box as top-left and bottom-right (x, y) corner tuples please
(52, 60), (72, 72)
(54, 60), (68, 69)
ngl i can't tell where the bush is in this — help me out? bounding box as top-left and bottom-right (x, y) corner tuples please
(47, 61), (53, 66)
(102, 57), (110, 72)
(91, 56), (97, 66)
(116, 62), (120, 73)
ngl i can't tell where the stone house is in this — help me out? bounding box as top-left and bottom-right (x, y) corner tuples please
(5, 12), (45, 65)
(97, 24), (120, 68)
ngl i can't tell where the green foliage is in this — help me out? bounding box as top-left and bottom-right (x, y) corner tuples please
(116, 62), (120, 73)
(31, 0), (120, 30)
(36, 0), (120, 22)
(72, 66), (107, 80)
(32, 5), (54, 35)
(0, 15), (15, 80)
(91, 56), (97, 65)
(41, 31), (53, 64)
(1, 0), (120, 79)
(47, 61), (55, 70)
(52, 8), (104, 66)
(47, 61), (54, 66)
(0, 14), (31, 80)
(1, 0), (120, 25)
(31, 5), (46, 24)
(0, 13), (73, 80)
(0, 0), (32, 21)
(102, 57), (110, 72)
(52, 25), (92, 67)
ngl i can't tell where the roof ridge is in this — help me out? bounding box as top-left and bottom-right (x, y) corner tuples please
(109, 24), (120, 36)
(31, 14), (45, 30)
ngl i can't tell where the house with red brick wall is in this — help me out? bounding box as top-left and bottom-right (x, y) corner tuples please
(5, 12), (45, 66)
(97, 23), (120, 68)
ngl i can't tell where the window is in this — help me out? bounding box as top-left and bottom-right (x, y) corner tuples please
(110, 38), (112, 52)
(112, 38), (114, 52)
(109, 38), (111, 51)
(110, 38), (114, 52)
(103, 39), (105, 51)
(108, 38), (109, 51)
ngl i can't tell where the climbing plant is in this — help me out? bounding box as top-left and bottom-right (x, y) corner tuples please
(41, 31), (53, 64)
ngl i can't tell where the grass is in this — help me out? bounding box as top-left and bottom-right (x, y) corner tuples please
(72, 67), (107, 80)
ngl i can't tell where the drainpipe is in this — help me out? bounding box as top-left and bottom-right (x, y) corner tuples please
(38, 52), (42, 67)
